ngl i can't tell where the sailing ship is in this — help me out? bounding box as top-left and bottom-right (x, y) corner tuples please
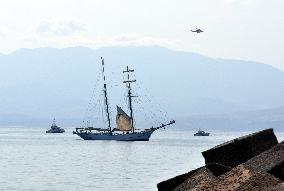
(73, 57), (175, 141)
(46, 118), (65, 133)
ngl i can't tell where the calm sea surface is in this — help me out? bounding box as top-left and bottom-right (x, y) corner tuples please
(0, 127), (283, 191)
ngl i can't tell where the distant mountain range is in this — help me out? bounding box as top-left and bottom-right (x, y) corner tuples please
(0, 46), (283, 130)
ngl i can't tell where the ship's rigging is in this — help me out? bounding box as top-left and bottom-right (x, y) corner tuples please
(80, 57), (174, 135)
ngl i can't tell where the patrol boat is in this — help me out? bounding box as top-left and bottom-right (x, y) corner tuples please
(73, 57), (175, 141)
(46, 119), (65, 133)
(194, 129), (210, 136)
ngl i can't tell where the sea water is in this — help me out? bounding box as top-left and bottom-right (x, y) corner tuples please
(0, 127), (283, 191)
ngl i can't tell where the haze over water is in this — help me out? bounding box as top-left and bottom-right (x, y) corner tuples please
(1, 127), (283, 191)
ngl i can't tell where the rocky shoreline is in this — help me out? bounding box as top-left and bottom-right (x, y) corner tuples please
(158, 129), (284, 191)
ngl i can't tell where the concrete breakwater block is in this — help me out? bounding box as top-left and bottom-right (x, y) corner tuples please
(157, 167), (202, 191)
(158, 129), (284, 191)
(202, 128), (278, 168)
(157, 163), (231, 191)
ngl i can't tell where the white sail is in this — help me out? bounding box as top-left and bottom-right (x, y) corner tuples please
(116, 106), (132, 131)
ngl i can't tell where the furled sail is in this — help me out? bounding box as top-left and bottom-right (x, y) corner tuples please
(116, 106), (132, 131)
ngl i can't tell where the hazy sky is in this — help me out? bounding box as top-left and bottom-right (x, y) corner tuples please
(0, 0), (283, 70)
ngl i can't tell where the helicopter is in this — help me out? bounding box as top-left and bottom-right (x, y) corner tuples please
(191, 28), (203, 33)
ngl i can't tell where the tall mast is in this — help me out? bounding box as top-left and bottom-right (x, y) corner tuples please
(123, 66), (137, 133)
(52, 118), (56, 126)
(101, 57), (112, 134)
